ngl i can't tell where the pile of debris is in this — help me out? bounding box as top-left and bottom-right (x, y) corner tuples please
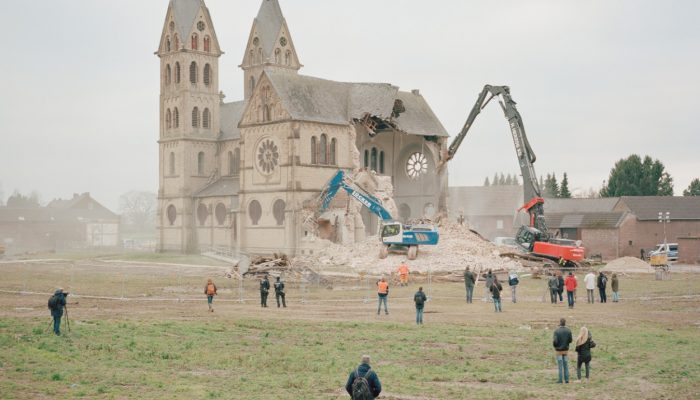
(602, 256), (654, 274)
(233, 254), (332, 286)
(293, 222), (524, 275)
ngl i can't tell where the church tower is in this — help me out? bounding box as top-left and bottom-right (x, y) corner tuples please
(156, 0), (223, 252)
(240, 0), (302, 100)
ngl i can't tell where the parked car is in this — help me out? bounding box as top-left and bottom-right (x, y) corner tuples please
(649, 243), (679, 262)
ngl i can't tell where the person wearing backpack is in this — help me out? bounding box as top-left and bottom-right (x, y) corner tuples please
(274, 276), (286, 308)
(575, 326), (596, 382)
(414, 286), (427, 325)
(345, 355), (382, 399)
(204, 279), (217, 312)
(597, 271), (608, 303)
(508, 271), (519, 303)
(463, 266), (476, 303)
(260, 275), (270, 308)
(47, 288), (67, 336)
(376, 277), (389, 315)
(490, 275), (503, 312)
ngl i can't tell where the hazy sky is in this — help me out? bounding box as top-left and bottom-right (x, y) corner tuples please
(1, 0), (698, 211)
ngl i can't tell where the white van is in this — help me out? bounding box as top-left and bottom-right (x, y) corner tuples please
(649, 243), (679, 262)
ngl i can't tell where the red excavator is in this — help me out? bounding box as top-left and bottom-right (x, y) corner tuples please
(439, 85), (584, 268)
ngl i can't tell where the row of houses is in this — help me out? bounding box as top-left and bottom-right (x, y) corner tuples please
(0, 193), (120, 254)
(449, 186), (700, 263)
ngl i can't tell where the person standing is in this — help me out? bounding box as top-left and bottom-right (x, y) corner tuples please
(204, 279), (217, 312)
(548, 273), (559, 304)
(552, 318), (573, 384)
(274, 276), (287, 308)
(345, 355), (382, 399)
(414, 286), (427, 325)
(483, 269), (494, 302)
(611, 273), (620, 302)
(490, 276), (503, 312)
(377, 277), (389, 315)
(584, 271), (596, 303)
(397, 262), (410, 287)
(575, 326), (595, 382)
(508, 271), (519, 303)
(464, 267), (476, 303)
(597, 271), (608, 303)
(556, 271), (565, 302)
(47, 289), (68, 336)
(564, 272), (577, 309)
(259, 275), (270, 308)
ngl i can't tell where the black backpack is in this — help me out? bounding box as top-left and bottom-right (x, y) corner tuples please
(48, 295), (58, 310)
(352, 368), (374, 400)
(414, 292), (425, 306)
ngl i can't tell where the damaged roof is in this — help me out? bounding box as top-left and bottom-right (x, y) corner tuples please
(260, 69), (447, 136)
(220, 100), (247, 140)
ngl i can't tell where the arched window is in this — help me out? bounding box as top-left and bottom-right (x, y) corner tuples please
(173, 108), (179, 128)
(192, 107), (199, 128)
(330, 138), (337, 165)
(233, 148), (240, 176)
(197, 151), (205, 175)
(274, 48), (281, 64)
(167, 205), (177, 225)
(250, 76), (256, 94)
(204, 36), (210, 52)
(257, 48), (263, 63)
(175, 62), (181, 83)
(215, 203), (226, 225)
(370, 147), (378, 171)
(263, 105), (271, 122)
(319, 134), (328, 165)
(379, 151), (385, 174)
(189, 61), (197, 84)
(169, 152), (175, 175)
(191, 33), (198, 50)
(248, 200), (262, 226)
(174, 34), (179, 50)
(203, 64), (211, 86)
(364, 149), (369, 168)
(285, 50), (291, 66)
(273, 199), (286, 226)
(227, 151), (234, 175)
(197, 203), (208, 226)
(202, 108), (210, 129)
(311, 136), (317, 164)
(165, 109), (172, 129)
(165, 64), (171, 85)
(249, 49), (254, 65)
(166, 36), (171, 52)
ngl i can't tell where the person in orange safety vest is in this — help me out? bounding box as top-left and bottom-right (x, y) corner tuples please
(377, 277), (389, 315)
(397, 262), (410, 286)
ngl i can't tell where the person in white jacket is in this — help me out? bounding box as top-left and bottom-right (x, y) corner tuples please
(584, 272), (596, 303)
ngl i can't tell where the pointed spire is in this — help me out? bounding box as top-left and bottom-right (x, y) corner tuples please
(255, 0), (285, 56)
(171, 0), (201, 44)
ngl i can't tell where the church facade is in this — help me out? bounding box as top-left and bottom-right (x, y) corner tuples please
(156, 0), (449, 255)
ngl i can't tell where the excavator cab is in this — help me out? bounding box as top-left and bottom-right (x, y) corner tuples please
(515, 225), (541, 252)
(380, 222), (404, 243)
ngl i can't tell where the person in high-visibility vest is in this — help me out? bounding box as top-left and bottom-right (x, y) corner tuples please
(397, 262), (410, 286)
(377, 277), (389, 315)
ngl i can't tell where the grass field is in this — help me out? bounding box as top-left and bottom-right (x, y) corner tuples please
(1, 260), (699, 399)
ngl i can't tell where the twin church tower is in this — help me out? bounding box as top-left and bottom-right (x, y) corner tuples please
(156, 0), (449, 255)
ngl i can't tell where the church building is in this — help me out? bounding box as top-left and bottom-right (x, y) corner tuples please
(156, 0), (449, 255)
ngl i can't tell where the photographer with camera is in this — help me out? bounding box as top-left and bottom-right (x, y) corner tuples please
(47, 288), (68, 336)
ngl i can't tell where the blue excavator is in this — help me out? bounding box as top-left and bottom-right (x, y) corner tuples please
(318, 170), (439, 260)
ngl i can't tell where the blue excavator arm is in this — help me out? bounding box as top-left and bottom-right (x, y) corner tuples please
(319, 170), (393, 221)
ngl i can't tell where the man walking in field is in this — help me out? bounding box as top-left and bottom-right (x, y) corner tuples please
(553, 318), (573, 384)
(204, 279), (217, 312)
(414, 286), (427, 324)
(464, 266), (475, 303)
(47, 288), (68, 336)
(345, 355), (382, 399)
(260, 275), (270, 307)
(377, 277), (389, 315)
(584, 271), (596, 303)
(397, 261), (410, 286)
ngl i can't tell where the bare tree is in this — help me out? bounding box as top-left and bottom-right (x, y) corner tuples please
(119, 191), (157, 232)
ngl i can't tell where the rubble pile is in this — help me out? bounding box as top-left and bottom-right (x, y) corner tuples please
(293, 222), (524, 275)
(602, 256), (654, 273)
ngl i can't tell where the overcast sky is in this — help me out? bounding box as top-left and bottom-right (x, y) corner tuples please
(1, 0), (698, 211)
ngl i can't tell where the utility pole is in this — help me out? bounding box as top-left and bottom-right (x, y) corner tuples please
(658, 211), (670, 244)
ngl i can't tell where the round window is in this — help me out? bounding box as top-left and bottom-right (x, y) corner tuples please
(406, 152), (428, 179)
(256, 139), (279, 175)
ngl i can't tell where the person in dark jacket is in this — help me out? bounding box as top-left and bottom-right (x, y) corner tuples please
(556, 271), (565, 302)
(552, 318), (573, 384)
(48, 288), (67, 335)
(274, 276), (286, 308)
(597, 272), (608, 303)
(345, 355), (382, 398)
(260, 275), (270, 307)
(483, 269), (494, 302)
(414, 287), (427, 324)
(490, 276), (503, 312)
(548, 274), (559, 304)
(575, 326), (595, 381)
(611, 273), (620, 302)
(464, 267), (476, 303)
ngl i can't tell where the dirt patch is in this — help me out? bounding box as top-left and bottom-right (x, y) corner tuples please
(602, 257), (654, 273)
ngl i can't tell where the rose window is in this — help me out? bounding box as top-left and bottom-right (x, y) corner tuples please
(257, 139), (279, 174)
(406, 152), (428, 179)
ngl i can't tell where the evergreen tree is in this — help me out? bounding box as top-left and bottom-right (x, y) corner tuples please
(512, 175), (519, 186)
(544, 173), (559, 198)
(683, 178), (700, 196)
(493, 172), (500, 186)
(484, 177), (490, 187)
(499, 173), (506, 185)
(600, 154), (674, 197)
(505, 174), (513, 185)
(559, 173), (572, 198)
